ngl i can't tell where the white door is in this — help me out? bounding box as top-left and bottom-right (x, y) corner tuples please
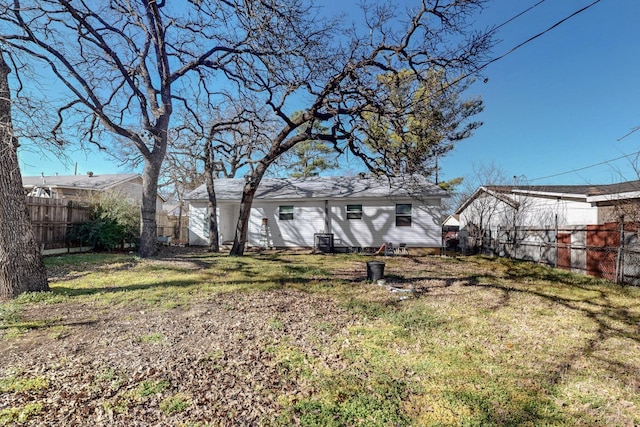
(218, 205), (235, 244)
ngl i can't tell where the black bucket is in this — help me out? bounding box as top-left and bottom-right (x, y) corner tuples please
(366, 261), (385, 281)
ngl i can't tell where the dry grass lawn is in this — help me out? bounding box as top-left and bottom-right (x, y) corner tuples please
(1, 248), (639, 426)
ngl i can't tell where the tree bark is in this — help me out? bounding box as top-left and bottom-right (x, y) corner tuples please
(139, 148), (164, 258)
(204, 141), (220, 252)
(229, 162), (269, 256)
(205, 182), (220, 252)
(229, 183), (257, 256)
(0, 51), (48, 299)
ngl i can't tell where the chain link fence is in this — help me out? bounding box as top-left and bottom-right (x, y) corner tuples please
(462, 223), (640, 286)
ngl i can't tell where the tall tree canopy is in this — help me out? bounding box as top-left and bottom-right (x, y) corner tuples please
(362, 69), (483, 176)
(0, 0), (492, 257)
(281, 140), (339, 178)
(221, 1), (492, 255)
(0, 0), (332, 257)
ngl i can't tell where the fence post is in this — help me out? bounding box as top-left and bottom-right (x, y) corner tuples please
(66, 200), (73, 253)
(554, 214), (559, 268)
(615, 216), (624, 284)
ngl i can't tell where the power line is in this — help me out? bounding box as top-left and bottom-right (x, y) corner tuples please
(445, 1), (602, 89)
(478, 0), (602, 73)
(529, 150), (640, 182)
(489, 0), (547, 35)
(485, 0), (618, 184)
(471, 0), (621, 185)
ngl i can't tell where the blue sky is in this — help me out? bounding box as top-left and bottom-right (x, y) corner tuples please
(17, 0), (640, 186)
(439, 0), (640, 186)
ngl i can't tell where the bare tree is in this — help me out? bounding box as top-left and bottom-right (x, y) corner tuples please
(0, 0), (316, 257)
(606, 158), (640, 225)
(1, 1), (491, 258)
(226, 1), (492, 255)
(158, 151), (203, 243)
(272, 113), (338, 178)
(0, 50), (48, 298)
(457, 164), (540, 255)
(456, 163), (507, 254)
(169, 98), (276, 251)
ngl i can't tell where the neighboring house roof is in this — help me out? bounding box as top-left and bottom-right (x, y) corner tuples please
(163, 203), (189, 216)
(442, 214), (460, 226)
(23, 173), (141, 191)
(186, 175), (448, 201)
(487, 180), (640, 198)
(456, 180), (640, 214)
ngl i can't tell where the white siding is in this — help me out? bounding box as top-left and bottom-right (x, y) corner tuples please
(188, 202), (239, 246)
(189, 197), (444, 249)
(458, 194), (599, 231)
(188, 202), (208, 246)
(249, 201), (326, 247)
(329, 199), (441, 248)
(218, 204), (237, 244)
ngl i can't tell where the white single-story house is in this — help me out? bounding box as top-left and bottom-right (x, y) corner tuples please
(456, 180), (640, 232)
(455, 180), (640, 281)
(185, 175), (448, 251)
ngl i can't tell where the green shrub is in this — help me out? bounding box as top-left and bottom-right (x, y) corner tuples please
(68, 191), (140, 251)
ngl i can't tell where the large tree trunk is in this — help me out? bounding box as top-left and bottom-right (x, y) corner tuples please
(229, 184), (257, 256)
(204, 142), (219, 252)
(139, 149), (164, 258)
(229, 163), (269, 256)
(205, 174), (220, 253)
(0, 51), (48, 299)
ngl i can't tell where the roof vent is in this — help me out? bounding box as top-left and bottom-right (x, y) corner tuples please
(87, 171), (94, 177)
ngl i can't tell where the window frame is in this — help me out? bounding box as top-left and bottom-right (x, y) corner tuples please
(279, 205), (294, 221)
(395, 203), (412, 227)
(346, 204), (363, 220)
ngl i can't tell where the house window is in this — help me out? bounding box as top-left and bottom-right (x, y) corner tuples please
(346, 204), (363, 220)
(279, 205), (294, 221)
(396, 203), (412, 227)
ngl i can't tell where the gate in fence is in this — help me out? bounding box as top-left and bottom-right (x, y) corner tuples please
(477, 222), (639, 285)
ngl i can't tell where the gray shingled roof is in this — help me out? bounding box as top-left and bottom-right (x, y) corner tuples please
(456, 180), (640, 214)
(486, 180), (640, 197)
(22, 174), (140, 190)
(186, 175), (447, 201)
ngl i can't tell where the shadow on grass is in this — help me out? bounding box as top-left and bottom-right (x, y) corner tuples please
(451, 278), (640, 425)
(355, 256), (639, 424)
(49, 274), (317, 299)
(443, 387), (566, 426)
(50, 278), (204, 297)
(459, 264), (640, 417)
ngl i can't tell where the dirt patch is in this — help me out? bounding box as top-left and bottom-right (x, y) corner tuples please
(1, 252), (497, 426)
(1, 256), (359, 426)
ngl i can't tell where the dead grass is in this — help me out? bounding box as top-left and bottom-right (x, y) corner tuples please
(1, 248), (639, 426)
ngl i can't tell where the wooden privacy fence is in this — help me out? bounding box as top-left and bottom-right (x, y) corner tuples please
(156, 225), (189, 243)
(26, 196), (91, 254)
